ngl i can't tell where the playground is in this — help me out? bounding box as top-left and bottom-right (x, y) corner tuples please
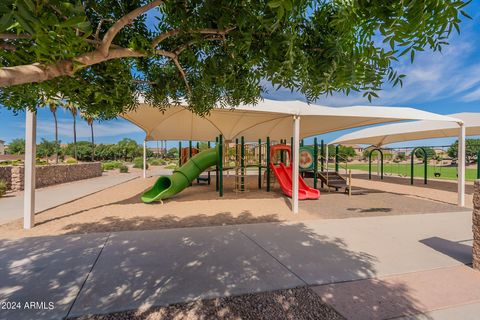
(0, 164), (469, 239)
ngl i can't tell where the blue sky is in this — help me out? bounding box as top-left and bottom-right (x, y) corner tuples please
(1, 2), (479, 150)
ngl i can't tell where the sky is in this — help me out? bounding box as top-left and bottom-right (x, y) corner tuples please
(1, 2), (479, 150)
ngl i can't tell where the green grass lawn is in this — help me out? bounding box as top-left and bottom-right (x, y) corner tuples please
(330, 163), (478, 181)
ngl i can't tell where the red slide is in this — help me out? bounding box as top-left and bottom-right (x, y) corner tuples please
(281, 163), (320, 199)
(270, 162), (309, 200)
(269, 144), (320, 200)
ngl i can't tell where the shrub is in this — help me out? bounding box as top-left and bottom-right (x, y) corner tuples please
(65, 158), (77, 164)
(133, 157), (148, 169)
(119, 165), (129, 173)
(148, 158), (166, 166)
(164, 164), (178, 170)
(101, 161), (123, 171)
(0, 180), (7, 197)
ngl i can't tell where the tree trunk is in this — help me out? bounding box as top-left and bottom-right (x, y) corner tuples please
(91, 123), (95, 162)
(53, 111), (58, 164)
(73, 115), (77, 161)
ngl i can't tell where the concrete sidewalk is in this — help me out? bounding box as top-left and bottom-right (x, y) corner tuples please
(0, 173), (138, 224)
(0, 211), (478, 320)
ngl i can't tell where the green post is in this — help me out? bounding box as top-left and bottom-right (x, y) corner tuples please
(215, 137), (219, 191)
(477, 150), (480, 179)
(424, 151), (428, 185)
(320, 139), (324, 188)
(314, 137), (318, 189)
(368, 150), (372, 180)
(267, 137), (271, 192)
(207, 141), (211, 185)
(410, 149), (414, 185)
(280, 139), (284, 162)
(301, 139), (304, 147)
(258, 139), (262, 189)
(178, 141), (182, 166)
(219, 135), (223, 197)
(189, 140), (193, 186)
(241, 136), (245, 191)
(335, 145), (339, 172)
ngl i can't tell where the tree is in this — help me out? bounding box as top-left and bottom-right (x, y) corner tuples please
(414, 147), (436, 161)
(65, 101), (78, 160)
(117, 138), (141, 161)
(81, 112), (96, 161)
(166, 147), (178, 159)
(65, 141), (94, 161)
(7, 138), (25, 155)
(0, 1), (471, 119)
(36, 138), (58, 159)
(46, 96), (61, 163)
(448, 139), (480, 163)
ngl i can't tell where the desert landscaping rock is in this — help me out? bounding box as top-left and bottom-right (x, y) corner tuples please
(69, 287), (344, 320)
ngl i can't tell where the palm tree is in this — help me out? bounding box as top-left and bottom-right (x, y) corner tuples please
(46, 97), (60, 163)
(81, 112), (96, 161)
(65, 101), (78, 161)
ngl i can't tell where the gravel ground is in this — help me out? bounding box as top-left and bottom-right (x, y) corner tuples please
(69, 287), (345, 320)
(0, 172), (468, 239)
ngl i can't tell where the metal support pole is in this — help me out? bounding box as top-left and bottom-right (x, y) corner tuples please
(178, 141), (182, 166)
(207, 141), (211, 185)
(143, 140), (147, 179)
(266, 137), (271, 192)
(24, 109), (36, 229)
(313, 137), (318, 189)
(335, 145), (339, 172)
(219, 135), (223, 197)
(368, 150), (373, 180)
(241, 136), (245, 191)
(320, 139), (324, 188)
(189, 140), (192, 159)
(477, 150), (480, 180)
(215, 137), (219, 191)
(292, 116), (300, 214)
(424, 151), (428, 185)
(410, 149), (414, 185)
(301, 139), (304, 147)
(258, 138), (262, 189)
(458, 124), (466, 207)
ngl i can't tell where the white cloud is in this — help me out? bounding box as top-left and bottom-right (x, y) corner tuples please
(462, 87), (480, 102)
(263, 27), (480, 108)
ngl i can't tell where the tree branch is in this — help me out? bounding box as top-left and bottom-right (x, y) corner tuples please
(0, 48), (144, 87)
(0, 33), (32, 40)
(171, 56), (191, 95)
(99, 0), (163, 57)
(151, 27), (235, 48)
(0, 43), (16, 51)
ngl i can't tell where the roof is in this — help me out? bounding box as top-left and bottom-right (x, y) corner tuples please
(330, 113), (478, 147)
(122, 99), (462, 142)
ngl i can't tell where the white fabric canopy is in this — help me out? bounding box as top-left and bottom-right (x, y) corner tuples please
(330, 112), (478, 146)
(122, 99), (462, 142)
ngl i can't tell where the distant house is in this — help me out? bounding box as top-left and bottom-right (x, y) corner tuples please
(0, 140), (4, 155)
(341, 143), (364, 156)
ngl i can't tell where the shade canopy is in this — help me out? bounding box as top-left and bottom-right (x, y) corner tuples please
(122, 99), (462, 142)
(330, 112), (478, 147)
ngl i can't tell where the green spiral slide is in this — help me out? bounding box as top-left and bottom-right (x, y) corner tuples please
(141, 147), (218, 203)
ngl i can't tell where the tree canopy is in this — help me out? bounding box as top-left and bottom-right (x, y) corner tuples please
(0, 0), (471, 119)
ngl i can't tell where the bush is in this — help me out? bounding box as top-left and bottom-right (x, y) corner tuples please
(102, 161), (123, 171)
(164, 164), (178, 170)
(0, 180), (6, 197)
(119, 165), (129, 173)
(148, 158), (166, 166)
(133, 157), (148, 169)
(65, 158), (77, 164)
